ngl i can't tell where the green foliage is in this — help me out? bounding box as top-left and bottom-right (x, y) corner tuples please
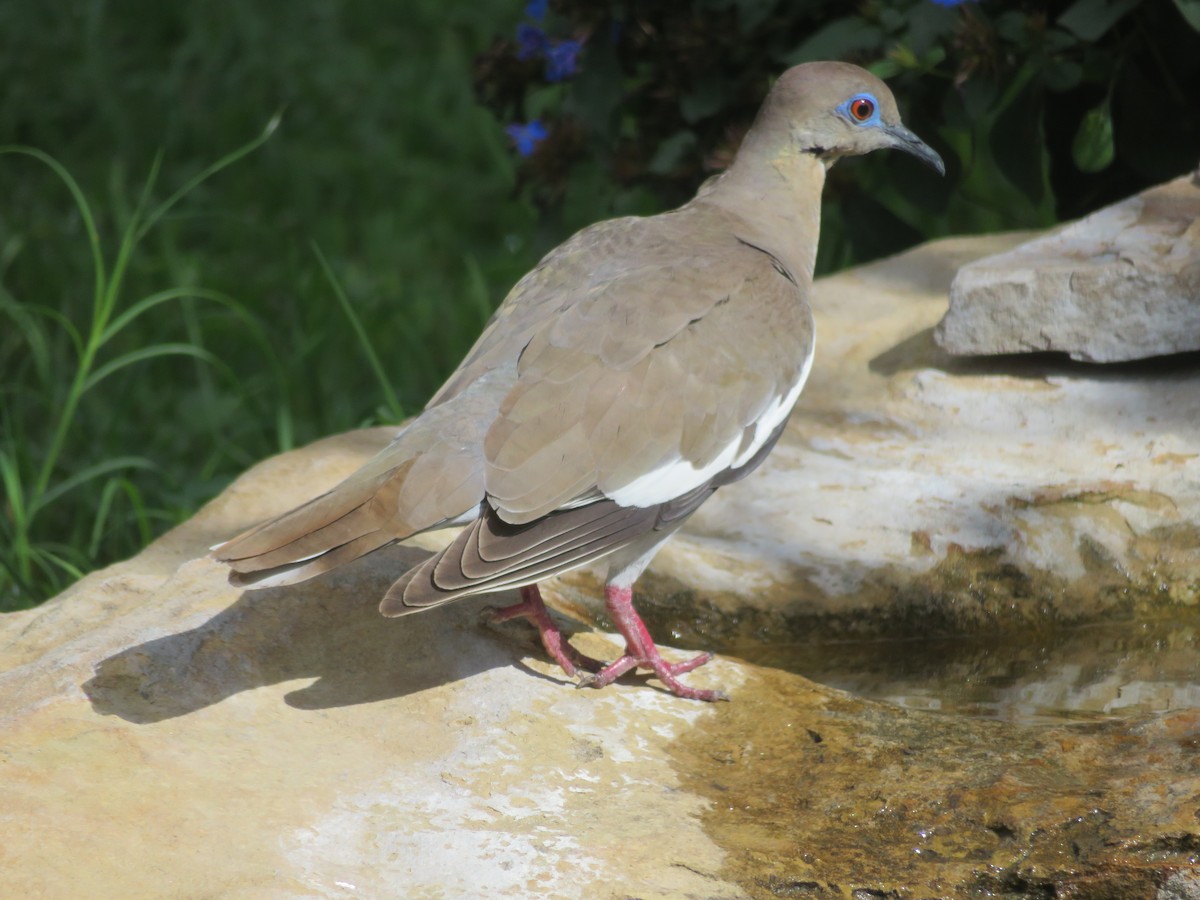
(477, 0), (1200, 272)
(1, 0), (538, 608)
(1175, 0), (1200, 31)
(1072, 98), (1115, 173)
(1, 135), (275, 600)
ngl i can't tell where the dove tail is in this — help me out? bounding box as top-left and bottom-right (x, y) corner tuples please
(213, 484), (400, 589)
(379, 499), (662, 616)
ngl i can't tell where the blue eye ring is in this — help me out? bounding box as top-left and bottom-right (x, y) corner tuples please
(838, 93), (880, 126)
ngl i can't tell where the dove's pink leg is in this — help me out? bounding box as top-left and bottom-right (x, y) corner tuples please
(579, 584), (728, 702)
(484, 585), (602, 676)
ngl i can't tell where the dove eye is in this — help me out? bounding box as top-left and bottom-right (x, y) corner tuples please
(849, 96), (875, 122)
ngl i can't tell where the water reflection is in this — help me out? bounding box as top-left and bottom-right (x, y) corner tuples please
(737, 619), (1200, 724)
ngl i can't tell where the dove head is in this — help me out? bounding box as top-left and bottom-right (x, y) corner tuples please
(751, 61), (944, 175)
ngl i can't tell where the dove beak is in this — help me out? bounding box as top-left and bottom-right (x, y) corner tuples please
(883, 123), (945, 176)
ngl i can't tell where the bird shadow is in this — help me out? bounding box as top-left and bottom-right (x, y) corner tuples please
(82, 546), (558, 724)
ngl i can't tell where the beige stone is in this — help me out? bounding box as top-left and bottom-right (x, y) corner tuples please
(3, 544), (744, 897)
(3, 234), (1199, 896)
(935, 172), (1200, 362)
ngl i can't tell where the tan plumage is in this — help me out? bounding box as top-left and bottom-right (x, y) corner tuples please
(214, 61), (943, 700)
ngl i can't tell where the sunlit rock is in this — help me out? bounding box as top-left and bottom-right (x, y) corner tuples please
(935, 171), (1200, 362)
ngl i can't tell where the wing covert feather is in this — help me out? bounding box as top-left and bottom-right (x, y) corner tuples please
(484, 229), (814, 524)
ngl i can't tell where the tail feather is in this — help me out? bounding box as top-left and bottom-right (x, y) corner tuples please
(216, 469), (393, 563)
(213, 380), (503, 590)
(225, 503), (384, 574)
(213, 470), (402, 589)
(379, 499), (658, 616)
(229, 529), (396, 589)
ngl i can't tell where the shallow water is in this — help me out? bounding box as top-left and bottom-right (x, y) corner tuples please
(734, 617), (1200, 724)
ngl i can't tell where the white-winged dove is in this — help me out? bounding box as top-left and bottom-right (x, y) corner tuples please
(214, 61), (944, 701)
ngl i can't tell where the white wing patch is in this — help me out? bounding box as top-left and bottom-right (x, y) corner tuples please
(605, 344), (814, 508)
(604, 437), (743, 508)
(731, 346), (812, 469)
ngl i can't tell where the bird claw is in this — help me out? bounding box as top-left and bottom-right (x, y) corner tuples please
(666, 651), (713, 676)
(484, 585), (728, 701)
(558, 648), (604, 676)
(575, 649), (728, 702)
(481, 587), (602, 677)
(584, 584), (730, 701)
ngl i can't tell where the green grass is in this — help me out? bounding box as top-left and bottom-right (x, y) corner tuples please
(0, 1), (572, 608)
(1, 132), (275, 596)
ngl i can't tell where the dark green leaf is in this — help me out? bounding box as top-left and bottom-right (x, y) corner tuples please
(919, 45), (947, 70)
(868, 58), (902, 80)
(904, 3), (958, 56)
(648, 131), (697, 175)
(679, 77), (729, 124)
(784, 17), (884, 65)
(1058, 0), (1142, 41)
(1041, 27), (1081, 52)
(1043, 59), (1084, 92)
(567, 35), (623, 135)
(990, 72), (1054, 206)
(732, 0), (780, 31)
(958, 77), (999, 121)
(994, 11), (1031, 43)
(878, 8), (906, 33)
(1171, 0), (1200, 32)
(1072, 98), (1116, 172)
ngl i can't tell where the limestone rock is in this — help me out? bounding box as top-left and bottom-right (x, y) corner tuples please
(3, 234), (1200, 896)
(3, 543), (1199, 895)
(934, 172), (1200, 362)
(550, 233), (1200, 645)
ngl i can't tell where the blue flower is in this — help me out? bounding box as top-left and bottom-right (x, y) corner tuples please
(545, 39), (581, 82)
(525, 0), (547, 20)
(516, 23), (548, 60)
(505, 120), (548, 157)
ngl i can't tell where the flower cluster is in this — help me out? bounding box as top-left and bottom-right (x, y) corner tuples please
(514, 0), (581, 83)
(505, 120), (548, 157)
(505, 0), (584, 158)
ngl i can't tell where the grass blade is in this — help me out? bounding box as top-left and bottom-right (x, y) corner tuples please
(82, 344), (222, 393)
(135, 113), (283, 245)
(31, 455), (156, 514)
(90, 476), (152, 556)
(311, 241), (405, 422)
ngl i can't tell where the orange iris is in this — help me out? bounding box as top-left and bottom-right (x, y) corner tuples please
(850, 98), (874, 121)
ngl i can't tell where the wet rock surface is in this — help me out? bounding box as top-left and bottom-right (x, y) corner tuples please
(3, 233), (1199, 896)
(935, 171), (1200, 362)
(674, 667), (1200, 897)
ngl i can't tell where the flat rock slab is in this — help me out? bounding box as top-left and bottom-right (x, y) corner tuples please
(935, 171), (1200, 362)
(3, 234), (1200, 896)
(3, 550), (1200, 896)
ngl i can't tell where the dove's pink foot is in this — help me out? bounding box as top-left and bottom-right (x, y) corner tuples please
(578, 584), (728, 702)
(483, 585), (602, 676)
